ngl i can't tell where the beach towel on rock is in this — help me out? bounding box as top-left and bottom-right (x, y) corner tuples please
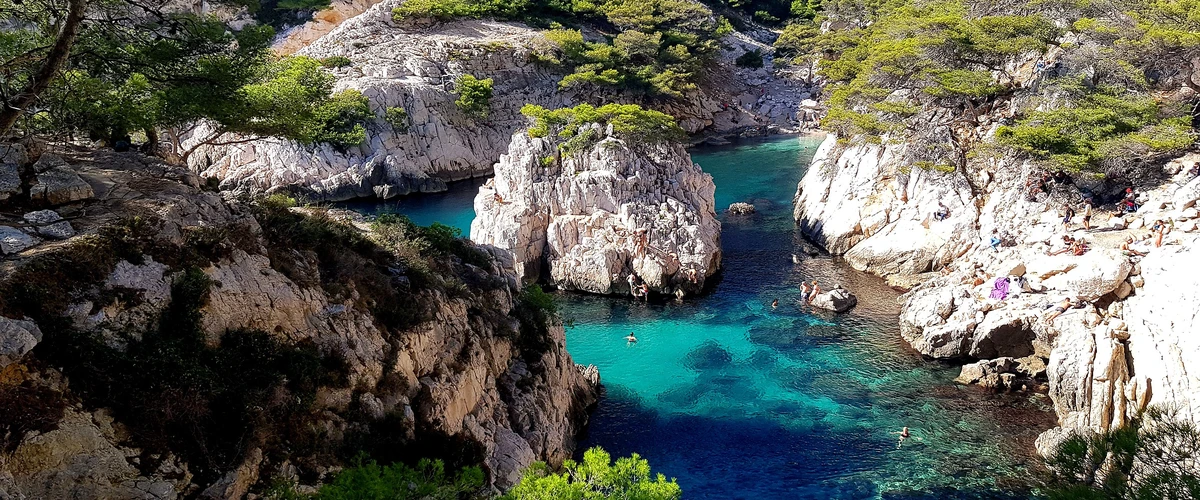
(989, 277), (1010, 300)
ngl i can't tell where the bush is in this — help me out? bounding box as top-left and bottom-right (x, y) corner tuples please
(319, 56), (352, 68)
(520, 103), (685, 157)
(1042, 406), (1200, 499)
(313, 456), (486, 499)
(453, 74), (493, 119)
(735, 49), (765, 68)
(384, 106), (409, 132)
(503, 447), (681, 500)
(0, 384), (67, 452)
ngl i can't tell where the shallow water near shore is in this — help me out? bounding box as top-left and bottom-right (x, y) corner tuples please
(350, 135), (1054, 498)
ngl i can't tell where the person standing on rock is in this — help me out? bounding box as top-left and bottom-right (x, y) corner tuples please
(1081, 201), (1093, 230)
(800, 282), (811, 304)
(809, 280), (822, 304)
(1061, 204), (1076, 229)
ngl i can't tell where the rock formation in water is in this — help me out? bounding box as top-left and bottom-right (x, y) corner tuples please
(0, 146), (598, 497)
(186, 0), (820, 201)
(470, 127), (721, 298)
(794, 131), (1200, 455)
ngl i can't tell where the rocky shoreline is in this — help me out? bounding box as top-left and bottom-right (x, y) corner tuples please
(793, 133), (1200, 454)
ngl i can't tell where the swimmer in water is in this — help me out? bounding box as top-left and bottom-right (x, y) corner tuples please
(771, 299), (779, 309)
(890, 426), (922, 448)
(625, 332), (637, 343)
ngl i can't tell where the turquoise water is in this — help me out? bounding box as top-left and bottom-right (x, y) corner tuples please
(347, 136), (1053, 498)
(338, 177), (484, 234)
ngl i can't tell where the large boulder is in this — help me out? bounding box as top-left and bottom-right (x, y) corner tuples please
(472, 128), (721, 297)
(899, 284), (984, 359)
(30, 165), (94, 206)
(1041, 250), (1132, 300)
(0, 316), (42, 369)
(1171, 175), (1200, 209)
(810, 287), (858, 313)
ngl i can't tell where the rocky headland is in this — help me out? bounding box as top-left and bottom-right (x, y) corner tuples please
(794, 132), (1200, 454)
(185, 0), (821, 202)
(470, 126), (721, 298)
(0, 145), (598, 497)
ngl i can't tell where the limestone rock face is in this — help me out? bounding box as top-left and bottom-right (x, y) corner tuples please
(793, 135), (979, 275)
(190, 0), (816, 201)
(0, 163), (20, 201)
(0, 149), (599, 495)
(472, 130), (721, 297)
(0, 316), (42, 369)
(810, 287), (857, 313)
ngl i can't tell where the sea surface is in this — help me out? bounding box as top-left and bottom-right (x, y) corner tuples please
(345, 135), (1053, 499)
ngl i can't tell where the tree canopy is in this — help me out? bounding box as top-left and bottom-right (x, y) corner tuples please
(502, 447), (682, 500)
(1, 0), (370, 159)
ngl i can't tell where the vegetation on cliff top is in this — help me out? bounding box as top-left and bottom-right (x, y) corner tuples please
(778, 0), (1198, 175)
(393, 0), (730, 97)
(521, 103), (685, 158)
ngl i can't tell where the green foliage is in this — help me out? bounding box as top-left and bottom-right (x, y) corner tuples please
(453, 74), (494, 119)
(319, 56), (353, 68)
(520, 103), (684, 157)
(384, 106), (410, 132)
(996, 83), (1195, 172)
(1041, 406), (1200, 499)
(503, 447), (682, 500)
(735, 49), (765, 68)
(313, 456), (486, 500)
(7, 6), (368, 153)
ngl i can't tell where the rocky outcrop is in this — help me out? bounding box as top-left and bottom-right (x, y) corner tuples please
(793, 136), (979, 275)
(189, 0), (817, 201)
(0, 148), (599, 496)
(471, 129), (721, 297)
(794, 132), (1200, 456)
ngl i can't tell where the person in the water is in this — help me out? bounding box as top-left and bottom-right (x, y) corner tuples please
(892, 427), (911, 448)
(771, 299), (779, 309)
(625, 332), (637, 343)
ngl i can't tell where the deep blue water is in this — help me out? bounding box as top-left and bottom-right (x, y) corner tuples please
(346, 135), (1053, 499)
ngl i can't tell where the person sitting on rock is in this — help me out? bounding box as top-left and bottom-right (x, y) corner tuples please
(629, 274), (643, 297)
(1121, 236), (1147, 257)
(1047, 235), (1076, 256)
(989, 229), (1002, 251)
(933, 202), (950, 221)
(493, 192), (506, 204)
(1043, 297), (1075, 324)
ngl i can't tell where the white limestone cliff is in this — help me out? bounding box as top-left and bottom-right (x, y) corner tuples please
(794, 134), (1200, 454)
(188, 0), (817, 201)
(471, 128), (721, 297)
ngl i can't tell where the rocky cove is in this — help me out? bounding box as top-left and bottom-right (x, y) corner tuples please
(3, 0), (1200, 496)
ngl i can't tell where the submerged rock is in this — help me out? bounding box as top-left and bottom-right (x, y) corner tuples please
(727, 202), (756, 215)
(471, 128), (721, 297)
